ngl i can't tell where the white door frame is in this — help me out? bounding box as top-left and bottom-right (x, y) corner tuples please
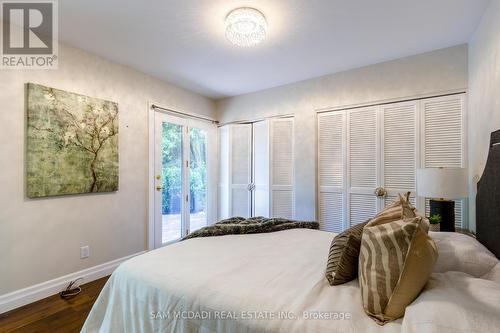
(148, 103), (217, 250)
(153, 113), (189, 248)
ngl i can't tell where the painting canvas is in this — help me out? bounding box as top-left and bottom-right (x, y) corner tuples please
(27, 83), (119, 198)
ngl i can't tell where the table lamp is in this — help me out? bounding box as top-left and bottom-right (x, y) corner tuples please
(416, 168), (468, 232)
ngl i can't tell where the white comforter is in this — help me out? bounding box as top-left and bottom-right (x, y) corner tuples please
(81, 230), (500, 333)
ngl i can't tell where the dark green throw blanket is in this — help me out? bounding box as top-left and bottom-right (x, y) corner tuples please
(182, 216), (319, 240)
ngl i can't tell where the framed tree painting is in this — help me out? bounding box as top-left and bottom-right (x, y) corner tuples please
(26, 83), (119, 198)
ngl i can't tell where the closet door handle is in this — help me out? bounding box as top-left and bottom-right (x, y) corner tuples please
(247, 183), (256, 191)
(374, 187), (387, 197)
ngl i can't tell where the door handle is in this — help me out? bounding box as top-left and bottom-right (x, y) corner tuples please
(374, 187), (387, 197)
(156, 185), (163, 191)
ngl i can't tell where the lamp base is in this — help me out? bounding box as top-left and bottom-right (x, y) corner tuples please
(429, 199), (455, 232)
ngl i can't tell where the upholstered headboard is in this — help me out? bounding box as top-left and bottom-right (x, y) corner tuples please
(476, 130), (500, 259)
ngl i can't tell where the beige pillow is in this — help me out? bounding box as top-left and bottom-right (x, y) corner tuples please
(369, 192), (416, 226)
(359, 216), (438, 325)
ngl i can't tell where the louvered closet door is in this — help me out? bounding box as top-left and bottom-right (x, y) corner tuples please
(381, 101), (418, 207)
(318, 112), (345, 232)
(421, 94), (466, 228)
(218, 126), (230, 219)
(230, 124), (253, 218)
(348, 107), (379, 226)
(270, 118), (294, 219)
(253, 120), (270, 217)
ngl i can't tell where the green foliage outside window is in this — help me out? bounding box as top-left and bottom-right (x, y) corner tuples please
(161, 123), (206, 214)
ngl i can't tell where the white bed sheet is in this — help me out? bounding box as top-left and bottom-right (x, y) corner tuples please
(81, 229), (500, 333)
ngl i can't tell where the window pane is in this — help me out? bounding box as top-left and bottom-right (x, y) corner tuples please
(189, 128), (207, 232)
(162, 122), (183, 243)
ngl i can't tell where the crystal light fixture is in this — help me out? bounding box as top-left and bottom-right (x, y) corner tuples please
(225, 7), (267, 47)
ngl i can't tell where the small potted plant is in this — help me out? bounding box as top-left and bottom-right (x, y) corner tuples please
(428, 214), (442, 232)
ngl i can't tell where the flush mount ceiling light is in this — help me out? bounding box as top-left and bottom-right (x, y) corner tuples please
(225, 7), (267, 47)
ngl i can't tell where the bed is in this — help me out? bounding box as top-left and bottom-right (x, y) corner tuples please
(81, 229), (500, 333)
(82, 131), (500, 333)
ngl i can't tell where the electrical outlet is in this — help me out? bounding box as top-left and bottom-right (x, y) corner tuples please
(80, 245), (90, 259)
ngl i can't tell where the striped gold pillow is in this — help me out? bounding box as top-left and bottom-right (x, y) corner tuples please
(359, 216), (438, 325)
(368, 192), (416, 227)
(325, 221), (367, 285)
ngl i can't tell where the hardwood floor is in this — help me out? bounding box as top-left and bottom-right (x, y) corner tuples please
(0, 276), (109, 333)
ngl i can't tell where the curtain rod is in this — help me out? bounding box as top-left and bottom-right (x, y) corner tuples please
(151, 104), (219, 124)
(316, 91), (466, 114)
(218, 114), (294, 127)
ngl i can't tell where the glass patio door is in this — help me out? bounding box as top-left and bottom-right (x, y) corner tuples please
(153, 112), (215, 247)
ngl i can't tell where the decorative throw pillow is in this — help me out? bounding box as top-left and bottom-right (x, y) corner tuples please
(325, 221), (367, 285)
(325, 193), (418, 287)
(359, 216), (438, 325)
(369, 192), (417, 227)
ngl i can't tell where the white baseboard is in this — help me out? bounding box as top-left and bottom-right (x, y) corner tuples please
(0, 250), (147, 314)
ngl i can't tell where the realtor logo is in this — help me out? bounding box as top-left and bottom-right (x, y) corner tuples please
(1, 0), (58, 69)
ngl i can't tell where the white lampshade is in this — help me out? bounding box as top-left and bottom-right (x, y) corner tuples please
(416, 168), (468, 199)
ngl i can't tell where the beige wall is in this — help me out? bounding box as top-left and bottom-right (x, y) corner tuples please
(217, 45), (468, 221)
(468, 1), (500, 231)
(0, 43), (215, 295)
(0, 40), (472, 296)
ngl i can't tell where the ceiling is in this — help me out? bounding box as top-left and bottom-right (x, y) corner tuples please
(59, 0), (490, 99)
